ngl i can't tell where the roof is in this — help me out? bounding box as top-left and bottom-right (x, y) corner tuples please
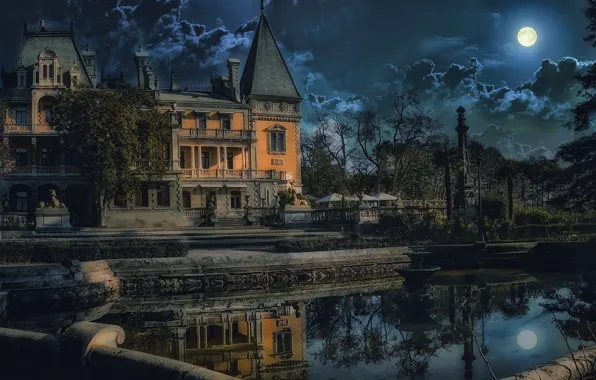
(11, 23), (92, 86)
(240, 14), (301, 100)
(157, 90), (249, 108)
(373, 193), (398, 201)
(317, 193), (358, 203)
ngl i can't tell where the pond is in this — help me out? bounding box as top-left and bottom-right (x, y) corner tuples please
(4, 269), (596, 380)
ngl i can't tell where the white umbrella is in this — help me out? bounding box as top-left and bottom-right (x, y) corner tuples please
(373, 193), (398, 201)
(317, 193), (357, 203)
(356, 194), (377, 202)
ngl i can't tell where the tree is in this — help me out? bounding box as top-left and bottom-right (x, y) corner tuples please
(301, 132), (342, 197)
(432, 136), (457, 220)
(53, 86), (170, 226)
(355, 110), (389, 193)
(558, 1), (596, 207)
(385, 92), (441, 194)
(495, 159), (520, 220)
(308, 110), (357, 195)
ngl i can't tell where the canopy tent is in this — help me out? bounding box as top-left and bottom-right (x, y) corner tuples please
(373, 193), (398, 201)
(359, 194), (378, 202)
(317, 193), (358, 203)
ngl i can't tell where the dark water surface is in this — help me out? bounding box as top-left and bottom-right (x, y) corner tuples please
(6, 269), (596, 380)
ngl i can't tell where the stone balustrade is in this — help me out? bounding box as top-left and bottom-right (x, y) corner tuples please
(0, 165), (81, 176)
(180, 128), (256, 140)
(181, 169), (287, 180)
(0, 322), (234, 380)
(3, 123), (57, 134)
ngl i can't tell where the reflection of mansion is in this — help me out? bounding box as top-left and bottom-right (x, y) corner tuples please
(0, 6), (302, 227)
(125, 301), (308, 379)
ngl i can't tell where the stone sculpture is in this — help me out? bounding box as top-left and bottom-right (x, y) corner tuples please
(38, 189), (66, 209)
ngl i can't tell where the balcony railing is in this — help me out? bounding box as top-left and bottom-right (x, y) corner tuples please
(3, 124), (56, 134)
(181, 169), (287, 180)
(0, 166), (80, 176)
(180, 129), (256, 140)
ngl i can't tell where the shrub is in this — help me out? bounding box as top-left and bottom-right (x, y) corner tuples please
(514, 208), (552, 226)
(274, 237), (390, 253)
(0, 240), (188, 264)
(482, 199), (507, 220)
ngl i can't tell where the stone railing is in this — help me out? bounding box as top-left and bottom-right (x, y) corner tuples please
(311, 208), (359, 224)
(0, 322), (234, 380)
(0, 212), (35, 230)
(180, 128), (256, 140)
(3, 123), (57, 134)
(0, 166), (81, 176)
(183, 208), (208, 217)
(181, 169), (287, 180)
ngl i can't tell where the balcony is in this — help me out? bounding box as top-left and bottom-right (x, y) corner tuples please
(0, 166), (80, 176)
(4, 124), (57, 134)
(180, 129), (256, 140)
(181, 169), (287, 180)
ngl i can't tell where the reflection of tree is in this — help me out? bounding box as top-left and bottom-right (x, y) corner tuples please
(541, 275), (596, 341)
(498, 283), (530, 319)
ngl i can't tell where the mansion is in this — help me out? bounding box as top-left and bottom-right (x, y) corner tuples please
(0, 10), (302, 228)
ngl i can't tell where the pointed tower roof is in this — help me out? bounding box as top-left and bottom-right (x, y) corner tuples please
(240, 6), (301, 100)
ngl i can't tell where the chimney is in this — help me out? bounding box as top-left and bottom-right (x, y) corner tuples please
(227, 58), (241, 102)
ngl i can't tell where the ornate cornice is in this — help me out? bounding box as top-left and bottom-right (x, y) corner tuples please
(251, 114), (301, 122)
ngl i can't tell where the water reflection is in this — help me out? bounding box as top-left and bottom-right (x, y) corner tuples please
(6, 270), (596, 379)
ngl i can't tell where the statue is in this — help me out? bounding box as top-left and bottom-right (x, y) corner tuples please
(287, 181), (309, 207)
(37, 189), (66, 209)
(204, 195), (216, 227)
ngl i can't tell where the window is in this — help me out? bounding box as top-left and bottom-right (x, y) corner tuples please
(157, 185), (170, 207)
(35, 71), (39, 84)
(269, 129), (286, 153)
(201, 152), (209, 170)
(230, 191), (242, 209)
(274, 330), (293, 355)
(220, 115), (231, 130)
(43, 106), (54, 123)
(183, 191), (191, 208)
(40, 147), (56, 166)
(16, 192), (28, 212)
(15, 148), (27, 167)
(134, 185), (149, 207)
(196, 113), (207, 129)
(49, 64), (54, 79)
(15, 107), (27, 124)
(226, 152), (234, 170)
(266, 189), (271, 206)
(42, 65), (48, 79)
(18, 75), (25, 88)
(180, 149), (186, 169)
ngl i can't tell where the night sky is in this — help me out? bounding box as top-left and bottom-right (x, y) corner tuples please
(1, 0), (593, 158)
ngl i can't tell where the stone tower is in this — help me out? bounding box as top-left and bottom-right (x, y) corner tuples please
(454, 106), (476, 216)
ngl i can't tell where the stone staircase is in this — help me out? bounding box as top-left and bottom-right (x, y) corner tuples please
(215, 217), (247, 227)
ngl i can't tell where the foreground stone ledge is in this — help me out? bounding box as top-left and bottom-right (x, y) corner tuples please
(0, 322), (234, 380)
(501, 345), (596, 380)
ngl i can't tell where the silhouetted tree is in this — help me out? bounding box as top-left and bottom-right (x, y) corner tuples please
(432, 136), (457, 220)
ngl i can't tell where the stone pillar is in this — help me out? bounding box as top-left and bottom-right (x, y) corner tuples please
(223, 146), (228, 170)
(175, 327), (186, 362)
(189, 145), (194, 175)
(222, 323), (228, 345)
(59, 137), (65, 175)
(242, 148), (246, 169)
(216, 147), (221, 170)
(198, 146), (202, 170)
(454, 106), (475, 216)
(170, 104), (181, 170)
(202, 325), (208, 348)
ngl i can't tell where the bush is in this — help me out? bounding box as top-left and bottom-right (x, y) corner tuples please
(514, 208), (552, 226)
(274, 237), (390, 253)
(0, 240), (188, 264)
(377, 212), (479, 244)
(482, 199), (507, 220)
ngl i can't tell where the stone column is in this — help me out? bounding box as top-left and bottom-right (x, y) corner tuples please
(170, 104), (181, 170)
(198, 146), (202, 169)
(216, 147), (221, 170)
(175, 327), (186, 362)
(189, 145), (194, 176)
(223, 146), (228, 170)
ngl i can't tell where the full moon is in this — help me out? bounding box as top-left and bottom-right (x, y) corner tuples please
(517, 27), (538, 47)
(517, 330), (538, 350)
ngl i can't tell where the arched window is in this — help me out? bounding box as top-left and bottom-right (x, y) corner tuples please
(35, 71), (39, 84)
(49, 64), (54, 79)
(42, 65), (47, 79)
(268, 125), (287, 154)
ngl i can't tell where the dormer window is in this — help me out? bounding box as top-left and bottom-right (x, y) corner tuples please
(36, 49), (60, 86)
(16, 58), (26, 89)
